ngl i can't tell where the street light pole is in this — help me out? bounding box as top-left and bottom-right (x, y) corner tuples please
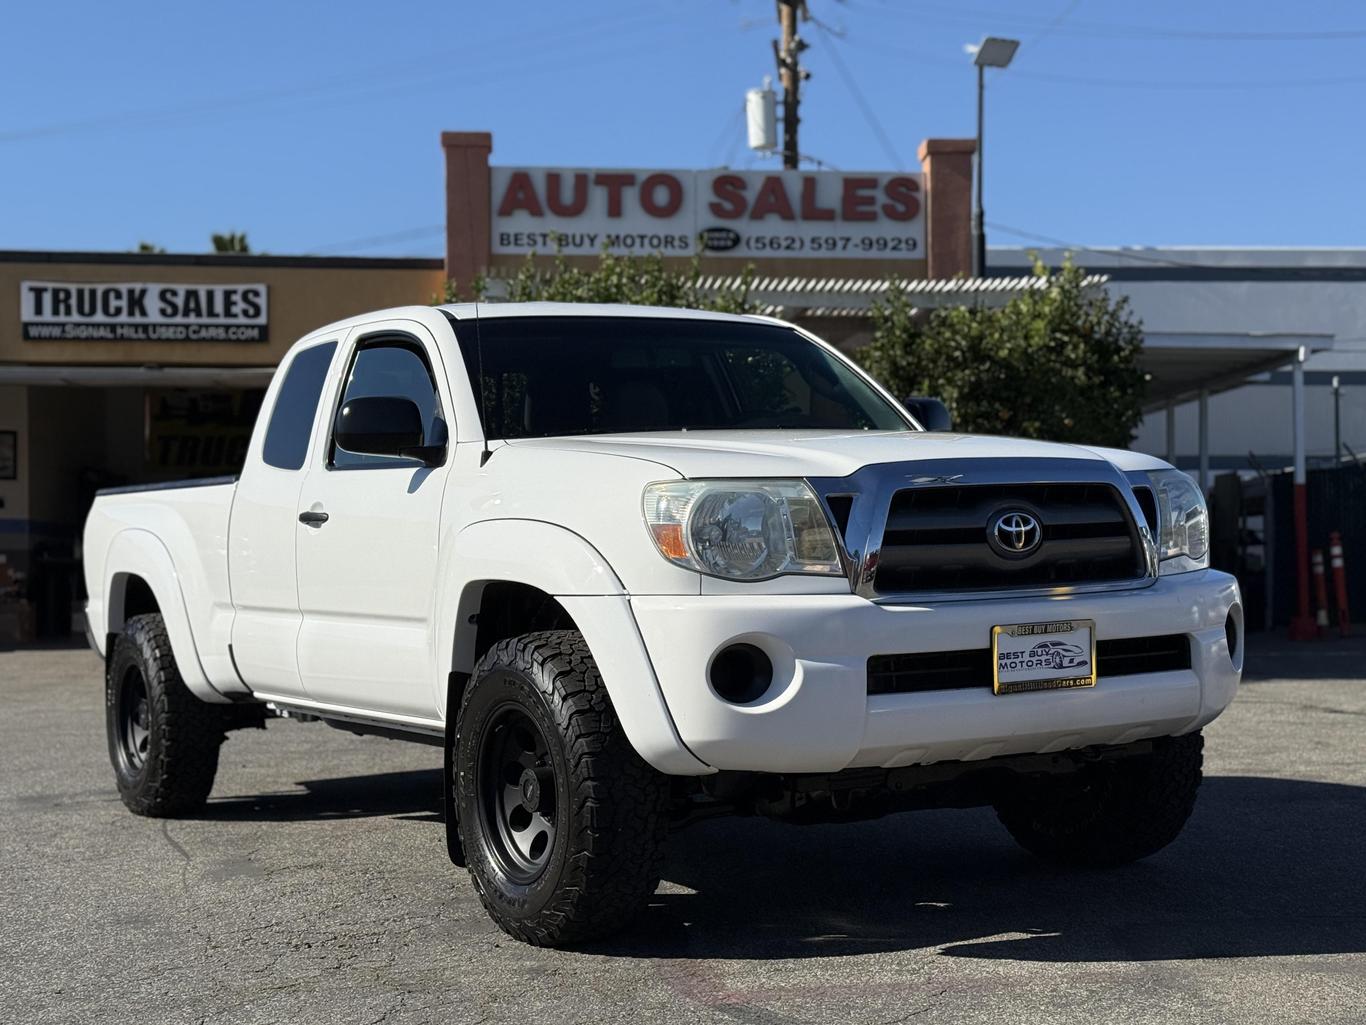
(970, 37), (1019, 280)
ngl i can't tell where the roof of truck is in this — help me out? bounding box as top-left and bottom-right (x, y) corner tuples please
(436, 302), (770, 324)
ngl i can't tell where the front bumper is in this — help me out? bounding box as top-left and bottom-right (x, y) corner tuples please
(631, 569), (1242, 773)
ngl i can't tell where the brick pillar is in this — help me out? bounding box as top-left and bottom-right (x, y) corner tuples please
(441, 131), (493, 299)
(918, 138), (976, 280)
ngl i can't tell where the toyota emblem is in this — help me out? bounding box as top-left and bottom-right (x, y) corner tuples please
(990, 511), (1042, 556)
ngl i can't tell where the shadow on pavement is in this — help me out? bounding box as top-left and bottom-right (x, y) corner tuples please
(596, 775), (1366, 962)
(198, 768), (442, 822)
(195, 766), (1366, 963)
(1241, 631), (1366, 682)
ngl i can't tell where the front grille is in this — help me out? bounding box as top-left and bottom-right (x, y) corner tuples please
(874, 482), (1142, 594)
(867, 633), (1192, 696)
(1096, 633), (1192, 678)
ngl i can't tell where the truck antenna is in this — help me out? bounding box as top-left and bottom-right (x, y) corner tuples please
(474, 301), (492, 467)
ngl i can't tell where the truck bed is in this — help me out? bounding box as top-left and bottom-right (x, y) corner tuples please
(83, 475), (243, 700)
(95, 475), (239, 498)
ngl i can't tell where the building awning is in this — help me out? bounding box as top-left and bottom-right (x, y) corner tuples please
(479, 272), (1112, 318)
(0, 365), (275, 388)
(700, 272), (1112, 318)
(1140, 332), (1335, 412)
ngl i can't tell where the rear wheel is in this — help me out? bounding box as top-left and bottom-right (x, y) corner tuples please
(994, 732), (1204, 867)
(106, 613), (225, 816)
(454, 630), (670, 946)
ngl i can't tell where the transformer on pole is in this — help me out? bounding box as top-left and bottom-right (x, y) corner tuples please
(746, 77), (778, 154)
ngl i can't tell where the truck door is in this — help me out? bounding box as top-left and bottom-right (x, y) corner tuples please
(229, 339), (339, 697)
(294, 323), (450, 720)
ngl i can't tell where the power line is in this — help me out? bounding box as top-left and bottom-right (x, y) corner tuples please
(845, 1), (1366, 42)
(1010, 68), (1366, 91)
(707, 103), (746, 167)
(0, 8), (681, 144)
(1027, 0), (1084, 47)
(984, 223), (1222, 269)
(813, 21), (907, 168)
(839, 33), (1366, 90)
(306, 225), (445, 255)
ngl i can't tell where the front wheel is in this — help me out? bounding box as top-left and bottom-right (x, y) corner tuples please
(994, 732), (1204, 867)
(454, 631), (670, 946)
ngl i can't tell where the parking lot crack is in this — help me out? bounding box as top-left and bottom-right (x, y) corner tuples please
(159, 819), (193, 890)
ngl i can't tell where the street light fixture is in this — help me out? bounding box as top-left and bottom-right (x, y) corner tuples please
(971, 36), (1019, 278)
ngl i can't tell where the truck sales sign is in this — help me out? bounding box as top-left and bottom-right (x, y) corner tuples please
(490, 168), (924, 260)
(20, 281), (269, 342)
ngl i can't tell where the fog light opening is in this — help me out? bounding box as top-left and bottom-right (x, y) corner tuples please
(1225, 606), (1241, 665)
(709, 643), (774, 705)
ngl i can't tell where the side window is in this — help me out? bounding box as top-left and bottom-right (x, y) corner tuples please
(331, 339), (442, 469)
(262, 341), (337, 470)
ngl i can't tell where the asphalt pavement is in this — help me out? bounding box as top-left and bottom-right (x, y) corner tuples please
(2, 634), (1364, 1025)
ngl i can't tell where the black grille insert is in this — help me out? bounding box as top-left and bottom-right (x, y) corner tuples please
(875, 482), (1142, 594)
(867, 633), (1191, 696)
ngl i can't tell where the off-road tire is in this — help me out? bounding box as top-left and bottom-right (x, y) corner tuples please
(106, 613), (225, 816)
(994, 732), (1204, 867)
(454, 630), (670, 946)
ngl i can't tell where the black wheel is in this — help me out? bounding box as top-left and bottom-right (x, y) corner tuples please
(105, 613), (225, 817)
(994, 732), (1204, 868)
(454, 630), (670, 946)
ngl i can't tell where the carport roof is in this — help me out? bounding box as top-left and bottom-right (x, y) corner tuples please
(1140, 332), (1335, 412)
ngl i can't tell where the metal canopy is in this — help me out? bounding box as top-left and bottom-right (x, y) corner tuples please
(1140, 332), (1335, 413)
(480, 272), (1113, 318)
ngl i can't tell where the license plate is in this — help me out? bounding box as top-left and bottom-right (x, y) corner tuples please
(992, 620), (1097, 695)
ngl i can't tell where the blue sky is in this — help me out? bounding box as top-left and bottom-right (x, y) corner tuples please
(3, 0), (1364, 256)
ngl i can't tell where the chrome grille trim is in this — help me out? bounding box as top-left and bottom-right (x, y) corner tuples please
(808, 457), (1159, 604)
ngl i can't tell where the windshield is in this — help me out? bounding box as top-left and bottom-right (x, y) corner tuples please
(453, 315), (911, 439)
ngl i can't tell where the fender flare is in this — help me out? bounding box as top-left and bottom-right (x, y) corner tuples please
(102, 529), (228, 704)
(435, 518), (629, 686)
(434, 519), (711, 789)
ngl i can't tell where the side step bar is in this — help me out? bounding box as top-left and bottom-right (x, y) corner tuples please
(265, 701), (444, 747)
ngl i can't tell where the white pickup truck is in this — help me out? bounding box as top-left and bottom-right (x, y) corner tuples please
(83, 303), (1243, 946)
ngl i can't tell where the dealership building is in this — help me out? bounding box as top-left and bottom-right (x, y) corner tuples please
(1, 129), (1361, 639)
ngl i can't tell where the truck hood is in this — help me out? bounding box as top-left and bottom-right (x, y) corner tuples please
(502, 430), (1158, 480)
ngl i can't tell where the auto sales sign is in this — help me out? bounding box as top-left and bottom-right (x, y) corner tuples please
(20, 281), (269, 342)
(491, 167), (924, 260)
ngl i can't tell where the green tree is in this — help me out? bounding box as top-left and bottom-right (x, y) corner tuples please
(441, 248), (758, 314)
(858, 258), (1146, 448)
(135, 241), (166, 254)
(211, 232), (251, 254)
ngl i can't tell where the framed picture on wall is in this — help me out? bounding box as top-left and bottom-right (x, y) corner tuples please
(0, 431), (15, 480)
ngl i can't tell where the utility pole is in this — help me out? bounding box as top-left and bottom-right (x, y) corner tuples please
(773, 0), (810, 170)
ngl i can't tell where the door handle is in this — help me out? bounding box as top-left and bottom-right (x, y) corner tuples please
(298, 510), (330, 526)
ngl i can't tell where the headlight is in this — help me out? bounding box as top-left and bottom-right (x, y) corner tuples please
(642, 480), (843, 580)
(1147, 468), (1209, 574)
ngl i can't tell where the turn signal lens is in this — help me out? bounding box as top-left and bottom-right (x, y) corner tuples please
(649, 522), (688, 561)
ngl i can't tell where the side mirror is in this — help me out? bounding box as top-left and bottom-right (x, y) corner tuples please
(334, 396), (444, 465)
(901, 396), (953, 432)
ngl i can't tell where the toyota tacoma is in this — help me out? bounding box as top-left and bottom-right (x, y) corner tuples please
(83, 303), (1242, 945)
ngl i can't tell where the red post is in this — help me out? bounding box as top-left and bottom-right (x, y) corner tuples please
(1330, 530), (1351, 637)
(1288, 483), (1318, 640)
(1312, 548), (1329, 636)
